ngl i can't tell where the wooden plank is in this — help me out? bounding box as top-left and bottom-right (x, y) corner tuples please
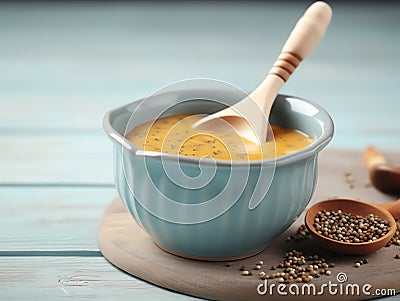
(0, 188), (116, 251)
(0, 256), (198, 301)
(0, 3), (399, 149)
(0, 135), (113, 184)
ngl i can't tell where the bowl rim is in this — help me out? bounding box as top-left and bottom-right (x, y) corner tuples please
(103, 92), (334, 167)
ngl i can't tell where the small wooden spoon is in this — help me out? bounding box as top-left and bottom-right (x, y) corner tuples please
(364, 146), (400, 195)
(305, 198), (399, 255)
(192, 2), (332, 143)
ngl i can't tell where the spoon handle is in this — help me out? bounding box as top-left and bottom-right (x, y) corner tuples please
(364, 146), (387, 169)
(192, 2), (332, 143)
(251, 2), (332, 114)
(377, 199), (400, 219)
(268, 2), (332, 82)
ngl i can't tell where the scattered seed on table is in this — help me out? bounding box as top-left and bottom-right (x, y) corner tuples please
(257, 260), (264, 265)
(225, 262), (232, 267)
(325, 270), (332, 275)
(354, 262), (361, 268)
(239, 265), (246, 271)
(345, 172), (354, 184)
(362, 258), (369, 264)
(254, 265), (261, 270)
(395, 254), (400, 259)
(286, 224), (310, 241)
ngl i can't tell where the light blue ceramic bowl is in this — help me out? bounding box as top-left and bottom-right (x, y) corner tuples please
(103, 89), (333, 260)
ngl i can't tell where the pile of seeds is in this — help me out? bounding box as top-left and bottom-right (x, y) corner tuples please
(286, 224), (310, 242)
(268, 250), (335, 283)
(235, 217), (400, 281)
(239, 250), (335, 283)
(313, 210), (390, 243)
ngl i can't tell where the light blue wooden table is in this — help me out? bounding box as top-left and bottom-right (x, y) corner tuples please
(0, 1), (399, 300)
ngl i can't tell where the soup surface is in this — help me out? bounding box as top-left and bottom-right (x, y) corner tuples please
(126, 114), (314, 161)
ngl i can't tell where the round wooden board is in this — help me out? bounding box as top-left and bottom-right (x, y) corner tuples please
(98, 150), (400, 300)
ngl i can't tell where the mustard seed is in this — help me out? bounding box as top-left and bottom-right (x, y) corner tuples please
(286, 224), (310, 241)
(314, 210), (390, 243)
(261, 249), (336, 284)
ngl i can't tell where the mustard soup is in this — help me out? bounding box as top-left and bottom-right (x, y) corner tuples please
(126, 114), (314, 161)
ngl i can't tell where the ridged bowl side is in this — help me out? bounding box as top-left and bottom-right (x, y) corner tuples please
(115, 146), (318, 259)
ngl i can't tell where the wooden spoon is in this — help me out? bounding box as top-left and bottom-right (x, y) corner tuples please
(192, 2), (332, 143)
(364, 146), (400, 195)
(305, 198), (399, 255)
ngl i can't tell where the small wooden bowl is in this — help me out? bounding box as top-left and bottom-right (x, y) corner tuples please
(305, 199), (396, 255)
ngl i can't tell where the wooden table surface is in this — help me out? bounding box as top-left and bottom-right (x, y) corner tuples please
(0, 1), (399, 300)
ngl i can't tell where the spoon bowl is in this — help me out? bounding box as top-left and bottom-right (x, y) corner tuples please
(364, 146), (400, 195)
(305, 198), (398, 255)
